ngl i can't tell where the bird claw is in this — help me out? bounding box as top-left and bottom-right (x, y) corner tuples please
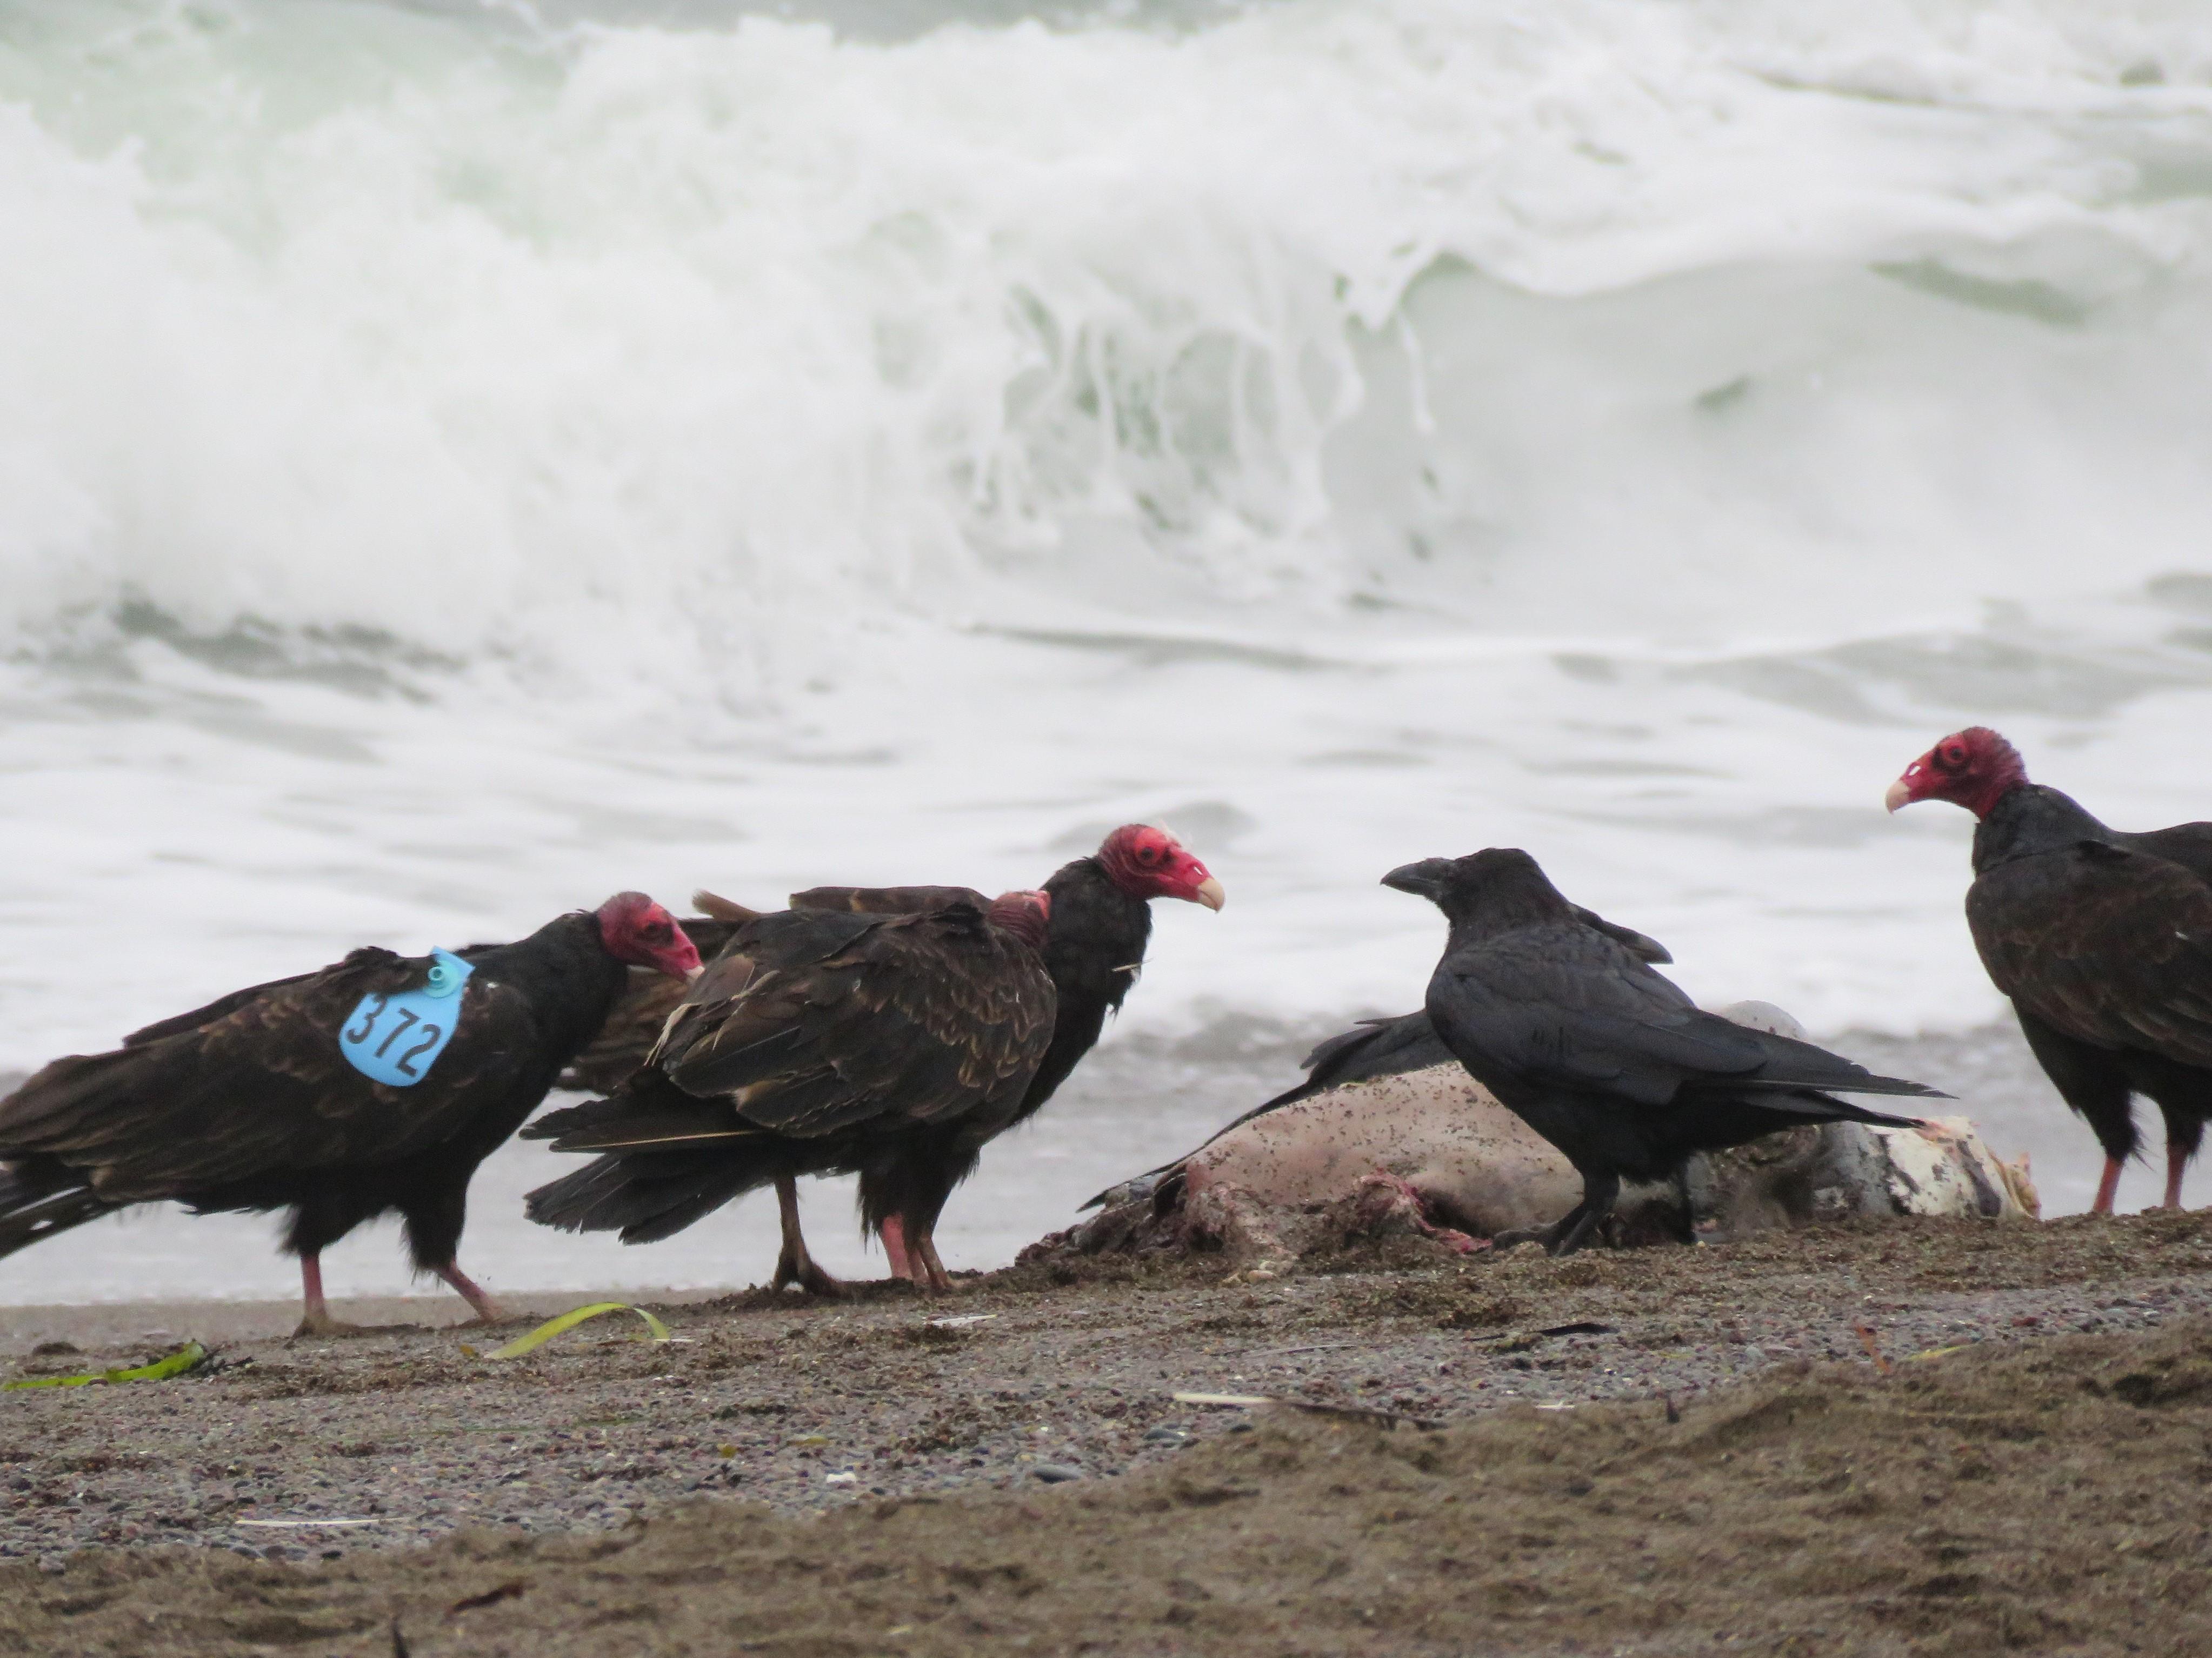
(1488, 1227), (1552, 1252)
(291, 1312), (367, 1339)
(772, 1254), (847, 1299)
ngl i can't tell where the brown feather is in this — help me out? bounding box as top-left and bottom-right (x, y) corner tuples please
(691, 890), (763, 925)
(1969, 843), (2212, 1069)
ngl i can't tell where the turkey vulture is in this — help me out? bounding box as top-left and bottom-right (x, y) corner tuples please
(559, 908), (755, 1094)
(554, 823), (1223, 1281)
(1078, 904), (1667, 1210)
(0, 895), (701, 1333)
(523, 890), (1055, 1294)
(1887, 725), (2212, 1211)
(1385, 849), (1940, 1255)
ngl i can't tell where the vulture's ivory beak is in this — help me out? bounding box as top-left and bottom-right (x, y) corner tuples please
(1883, 777), (1913, 814)
(1194, 875), (1226, 911)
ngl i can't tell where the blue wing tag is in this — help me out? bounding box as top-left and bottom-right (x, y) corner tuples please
(338, 949), (475, 1088)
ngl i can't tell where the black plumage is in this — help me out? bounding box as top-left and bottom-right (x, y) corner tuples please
(1890, 726), (2212, 1211)
(1386, 848), (1940, 1256)
(1078, 904), (1669, 1209)
(524, 893), (1056, 1294)
(0, 895), (700, 1332)
(1241, 905), (1671, 1115)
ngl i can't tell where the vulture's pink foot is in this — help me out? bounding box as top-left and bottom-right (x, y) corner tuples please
(291, 1309), (368, 1338)
(435, 1262), (509, 1326)
(292, 1255), (366, 1336)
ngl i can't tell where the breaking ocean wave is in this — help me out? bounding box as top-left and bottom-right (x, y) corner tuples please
(5, 0), (2212, 1293)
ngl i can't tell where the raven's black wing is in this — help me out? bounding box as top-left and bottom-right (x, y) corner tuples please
(1571, 905), (1670, 965)
(1428, 921), (1940, 1106)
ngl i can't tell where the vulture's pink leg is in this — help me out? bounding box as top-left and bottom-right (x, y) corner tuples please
(2163, 1146), (2190, 1211)
(291, 1254), (363, 1337)
(435, 1262), (508, 1325)
(2093, 1156), (2124, 1215)
(880, 1213), (918, 1281)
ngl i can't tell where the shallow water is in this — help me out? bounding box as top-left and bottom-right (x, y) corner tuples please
(4, 0), (2211, 1301)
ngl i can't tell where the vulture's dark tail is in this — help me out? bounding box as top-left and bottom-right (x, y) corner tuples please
(525, 1149), (793, 1245)
(0, 1163), (118, 1259)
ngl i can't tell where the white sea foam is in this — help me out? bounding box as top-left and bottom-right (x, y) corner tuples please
(4, 0), (2212, 1298)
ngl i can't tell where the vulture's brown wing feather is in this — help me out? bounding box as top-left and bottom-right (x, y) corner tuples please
(1969, 841), (2212, 1067)
(0, 953), (543, 1201)
(655, 909), (1053, 1138)
(789, 884), (990, 915)
(119, 957), (363, 1047)
(2125, 820), (2212, 886)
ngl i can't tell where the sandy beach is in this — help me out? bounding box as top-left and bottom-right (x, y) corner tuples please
(4, 1209), (2209, 1654)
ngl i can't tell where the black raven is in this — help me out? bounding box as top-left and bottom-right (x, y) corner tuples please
(1229, 905), (1671, 1117)
(1077, 902), (1669, 1211)
(1384, 848), (1943, 1256)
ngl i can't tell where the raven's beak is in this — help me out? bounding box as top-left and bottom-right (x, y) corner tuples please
(1381, 859), (1450, 899)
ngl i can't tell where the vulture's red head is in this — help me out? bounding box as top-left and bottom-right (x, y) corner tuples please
(1885, 727), (2028, 820)
(1097, 824), (1225, 911)
(595, 892), (704, 980)
(987, 889), (1052, 951)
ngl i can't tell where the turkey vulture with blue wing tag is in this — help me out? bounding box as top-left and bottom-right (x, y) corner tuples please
(1386, 848), (1940, 1256)
(524, 891), (1055, 1294)
(0, 894), (700, 1333)
(1888, 726), (2212, 1211)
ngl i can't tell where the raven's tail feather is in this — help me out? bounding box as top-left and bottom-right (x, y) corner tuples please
(1722, 1024), (1951, 1100)
(1750, 1090), (1928, 1131)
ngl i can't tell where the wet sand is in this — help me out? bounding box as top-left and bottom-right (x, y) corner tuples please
(3, 1211), (2210, 1654)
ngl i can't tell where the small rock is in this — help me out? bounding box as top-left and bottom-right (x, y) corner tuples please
(1141, 1425), (1189, 1444)
(1030, 1463), (1084, 1484)
(37, 1555), (65, 1575)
